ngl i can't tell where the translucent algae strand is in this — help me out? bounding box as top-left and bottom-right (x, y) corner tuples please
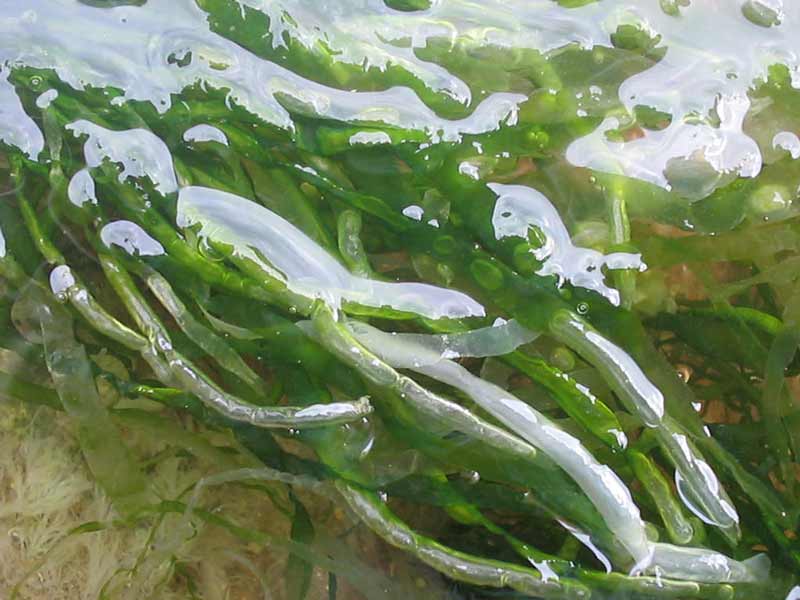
(549, 310), (741, 543)
(349, 319), (768, 583)
(97, 253), (373, 428)
(336, 482), (591, 600)
(347, 319), (651, 570)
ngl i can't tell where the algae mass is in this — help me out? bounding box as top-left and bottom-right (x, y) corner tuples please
(0, 0), (799, 598)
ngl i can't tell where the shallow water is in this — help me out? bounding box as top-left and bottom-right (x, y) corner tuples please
(0, 1), (799, 599)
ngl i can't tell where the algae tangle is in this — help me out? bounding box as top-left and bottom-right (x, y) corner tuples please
(0, 0), (799, 598)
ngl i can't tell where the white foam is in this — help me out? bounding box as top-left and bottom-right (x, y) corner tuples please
(490, 183), (645, 305)
(67, 120), (178, 194)
(349, 131), (391, 146)
(773, 131), (800, 159)
(3, 0), (800, 197)
(0, 0), (524, 151)
(0, 69), (43, 159)
(49, 264), (77, 296)
(66, 168), (97, 207)
(237, 0), (800, 197)
(100, 220), (166, 257)
(35, 88), (57, 109)
(183, 124), (229, 146)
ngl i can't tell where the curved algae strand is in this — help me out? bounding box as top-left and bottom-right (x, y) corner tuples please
(629, 450), (695, 545)
(347, 319), (651, 571)
(649, 543), (770, 584)
(350, 320), (767, 583)
(419, 362), (652, 569)
(549, 311), (664, 426)
(95, 253), (372, 428)
(503, 351), (628, 452)
(49, 264), (149, 351)
(32, 284), (150, 515)
(336, 482), (590, 600)
(167, 352), (373, 428)
(307, 304), (542, 463)
(52, 260), (370, 429)
(138, 265), (263, 390)
(337, 209), (372, 278)
(346, 318), (539, 368)
(549, 310), (741, 543)
(662, 425), (741, 539)
(13, 163), (65, 266)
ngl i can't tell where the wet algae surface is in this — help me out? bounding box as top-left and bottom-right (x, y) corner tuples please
(0, 0), (799, 598)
